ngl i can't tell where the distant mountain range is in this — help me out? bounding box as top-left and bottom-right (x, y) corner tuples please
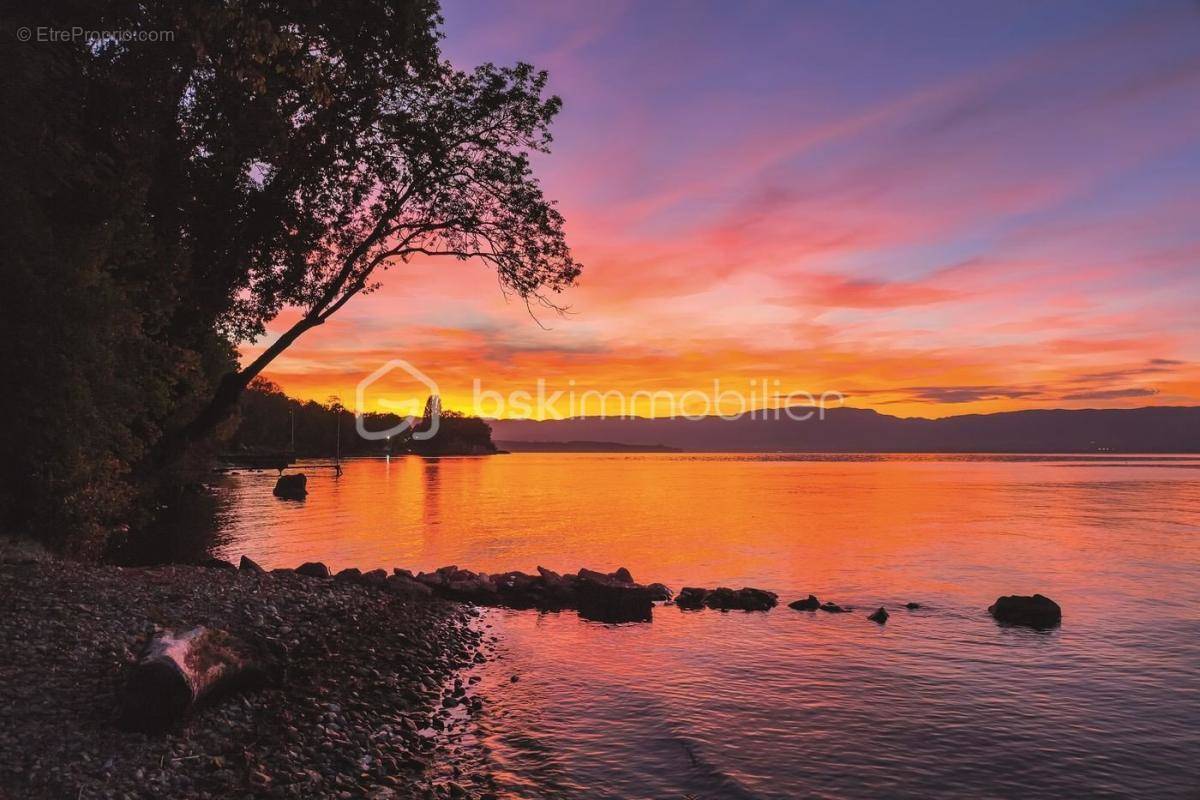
(488, 406), (1200, 453)
(495, 440), (682, 453)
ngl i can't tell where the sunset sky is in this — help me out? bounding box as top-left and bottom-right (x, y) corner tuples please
(248, 0), (1200, 419)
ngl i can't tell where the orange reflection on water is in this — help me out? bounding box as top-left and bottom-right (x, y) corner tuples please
(214, 453), (1200, 798)
(216, 453), (1200, 615)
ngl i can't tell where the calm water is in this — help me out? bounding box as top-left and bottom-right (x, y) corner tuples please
(213, 454), (1200, 798)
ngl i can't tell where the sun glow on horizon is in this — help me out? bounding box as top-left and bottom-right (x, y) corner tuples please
(244, 1), (1200, 419)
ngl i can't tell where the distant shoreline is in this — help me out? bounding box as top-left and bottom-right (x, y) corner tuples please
(489, 447), (1200, 456)
(259, 450), (1200, 460)
(488, 405), (1200, 454)
(495, 440), (682, 453)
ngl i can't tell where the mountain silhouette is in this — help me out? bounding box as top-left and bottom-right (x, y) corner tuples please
(488, 406), (1200, 453)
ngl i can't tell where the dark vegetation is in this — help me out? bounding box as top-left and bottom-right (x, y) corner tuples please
(229, 379), (496, 458)
(0, 2), (576, 556)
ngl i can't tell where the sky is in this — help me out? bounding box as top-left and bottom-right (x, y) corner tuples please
(248, 0), (1200, 419)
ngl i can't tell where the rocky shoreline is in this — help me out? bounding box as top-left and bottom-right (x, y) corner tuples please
(0, 552), (1062, 800)
(0, 560), (494, 800)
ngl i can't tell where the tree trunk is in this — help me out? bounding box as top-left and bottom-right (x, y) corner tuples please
(119, 626), (269, 732)
(155, 315), (323, 467)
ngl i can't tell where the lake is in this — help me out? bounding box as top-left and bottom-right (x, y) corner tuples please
(212, 453), (1200, 798)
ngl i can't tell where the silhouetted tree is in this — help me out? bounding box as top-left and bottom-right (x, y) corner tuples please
(173, 58), (581, 457)
(0, 9), (239, 555)
(230, 383), (495, 457)
(0, 1), (574, 553)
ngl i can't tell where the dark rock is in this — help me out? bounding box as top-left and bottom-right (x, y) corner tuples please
(382, 562), (672, 619)
(645, 582), (673, 602)
(704, 587), (778, 612)
(675, 587), (709, 610)
(415, 566), (458, 588)
(536, 565), (562, 582)
(703, 587), (740, 611)
(905, 602), (921, 610)
(272, 473), (307, 499)
(819, 602), (849, 613)
(334, 568), (362, 583)
(238, 556), (265, 574)
(443, 571), (499, 604)
(988, 594), (1061, 628)
(490, 570), (541, 608)
(788, 594), (820, 611)
(535, 566), (579, 607)
(360, 568), (389, 587)
(867, 607), (889, 624)
(576, 567), (613, 583)
(575, 569), (652, 623)
(674, 586), (778, 612)
(494, 570), (537, 593)
(295, 562), (331, 579)
(488, 569), (566, 609)
(387, 573), (434, 599)
(197, 557), (236, 572)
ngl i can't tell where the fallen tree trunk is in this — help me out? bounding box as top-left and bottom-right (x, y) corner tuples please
(119, 626), (269, 733)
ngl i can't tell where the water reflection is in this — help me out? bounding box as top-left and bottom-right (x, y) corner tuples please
(211, 454), (1200, 798)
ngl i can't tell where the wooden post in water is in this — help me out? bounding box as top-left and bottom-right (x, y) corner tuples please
(329, 394), (343, 477)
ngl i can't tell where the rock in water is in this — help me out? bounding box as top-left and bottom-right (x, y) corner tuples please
(645, 582), (674, 602)
(386, 573), (434, 599)
(360, 568), (389, 587)
(295, 561), (330, 579)
(789, 594), (821, 611)
(119, 627), (269, 733)
(819, 602), (849, 613)
(674, 586), (777, 611)
(576, 569), (652, 623)
(273, 473), (307, 499)
(444, 570), (499, 604)
(675, 587), (710, 610)
(704, 587), (778, 611)
(905, 602), (921, 610)
(238, 556), (265, 574)
(988, 594), (1061, 628)
(867, 607), (889, 624)
(537, 566), (579, 607)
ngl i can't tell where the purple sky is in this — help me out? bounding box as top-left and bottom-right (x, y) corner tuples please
(255, 1), (1200, 417)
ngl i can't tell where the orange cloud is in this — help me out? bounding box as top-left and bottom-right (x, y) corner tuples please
(238, 2), (1200, 419)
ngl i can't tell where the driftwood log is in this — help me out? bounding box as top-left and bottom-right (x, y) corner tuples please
(119, 626), (270, 733)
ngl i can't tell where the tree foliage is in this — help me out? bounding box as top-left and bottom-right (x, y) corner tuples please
(0, 1), (577, 554)
(230, 379), (496, 458)
(180, 52), (582, 453)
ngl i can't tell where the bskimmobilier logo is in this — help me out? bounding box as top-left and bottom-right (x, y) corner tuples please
(355, 359), (440, 441)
